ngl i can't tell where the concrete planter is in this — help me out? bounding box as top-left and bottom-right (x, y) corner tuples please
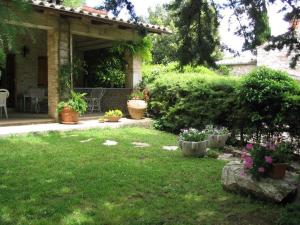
(179, 140), (208, 157)
(208, 134), (229, 148)
(127, 100), (147, 120)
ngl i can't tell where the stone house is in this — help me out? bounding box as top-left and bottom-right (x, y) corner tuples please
(0, 0), (168, 120)
(217, 20), (300, 80)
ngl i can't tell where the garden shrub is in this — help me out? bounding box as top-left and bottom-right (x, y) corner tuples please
(148, 67), (238, 133)
(238, 67), (300, 140)
(146, 64), (300, 143)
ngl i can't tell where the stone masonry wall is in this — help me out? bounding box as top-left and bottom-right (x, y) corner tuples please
(257, 45), (300, 81)
(229, 64), (257, 76)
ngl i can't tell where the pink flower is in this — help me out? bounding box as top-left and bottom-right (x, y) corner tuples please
(243, 156), (253, 169)
(258, 167), (265, 173)
(246, 143), (253, 150)
(241, 149), (248, 159)
(265, 156), (273, 164)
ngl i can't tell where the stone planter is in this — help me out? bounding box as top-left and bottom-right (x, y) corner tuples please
(268, 163), (288, 179)
(179, 140), (208, 157)
(208, 134), (229, 148)
(127, 100), (147, 120)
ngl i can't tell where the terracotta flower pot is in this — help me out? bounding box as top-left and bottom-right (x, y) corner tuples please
(59, 107), (79, 124)
(268, 163), (288, 179)
(127, 100), (147, 120)
(180, 140), (208, 157)
(105, 116), (122, 122)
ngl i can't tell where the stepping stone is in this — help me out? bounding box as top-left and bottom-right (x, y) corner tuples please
(162, 146), (178, 151)
(103, 140), (118, 146)
(80, 138), (94, 143)
(132, 142), (150, 148)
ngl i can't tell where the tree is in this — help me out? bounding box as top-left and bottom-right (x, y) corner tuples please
(226, 0), (300, 68)
(226, 0), (271, 51)
(167, 0), (221, 68)
(147, 5), (178, 64)
(62, 0), (85, 8)
(0, 0), (29, 66)
(99, 0), (300, 67)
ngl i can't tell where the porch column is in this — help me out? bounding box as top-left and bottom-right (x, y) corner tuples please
(124, 52), (142, 88)
(47, 29), (59, 120)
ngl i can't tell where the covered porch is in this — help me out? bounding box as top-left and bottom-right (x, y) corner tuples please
(0, 0), (165, 126)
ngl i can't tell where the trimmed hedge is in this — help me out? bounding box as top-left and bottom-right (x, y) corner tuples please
(146, 65), (300, 143)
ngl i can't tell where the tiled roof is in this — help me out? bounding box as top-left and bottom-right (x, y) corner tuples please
(29, 0), (171, 34)
(216, 56), (257, 66)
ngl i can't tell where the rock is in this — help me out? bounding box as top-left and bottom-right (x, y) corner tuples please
(103, 140), (118, 146)
(132, 142), (150, 148)
(162, 146), (178, 151)
(221, 161), (300, 203)
(217, 153), (238, 161)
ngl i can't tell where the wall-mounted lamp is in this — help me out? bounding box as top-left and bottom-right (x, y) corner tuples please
(22, 46), (30, 57)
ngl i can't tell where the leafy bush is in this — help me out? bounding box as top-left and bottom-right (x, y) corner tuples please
(148, 68), (238, 133)
(238, 67), (300, 140)
(146, 64), (300, 144)
(57, 91), (87, 115)
(105, 110), (123, 117)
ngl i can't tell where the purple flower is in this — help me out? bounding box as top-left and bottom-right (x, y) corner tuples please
(246, 143), (254, 150)
(258, 167), (265, 173)
(265, 156), (273, 164)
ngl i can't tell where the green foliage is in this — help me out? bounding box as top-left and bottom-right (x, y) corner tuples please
(148, 65), (238, 133)
(167, 0), (221, 68)
(238, 67), (300, 138)
(62, 0), (85, 8)
(104, 109), (123, 117)
(57, 91), (87, 115)
(271, 142), (293, 164)
(129, 90), (144, 100)
(0, 0), (30, 66)
(146, 64), (300, 143)
(206, 149), (219, 159)
(147, 5), (178, 64)
(277, 203), (300, 225)
(112, 37), (153, 62)
(226, 0), (271, 51)
(59, 57), (87, 94)
(85, 49), (125, 88)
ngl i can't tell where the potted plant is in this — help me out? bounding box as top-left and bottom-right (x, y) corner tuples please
(205, 125), (230, 148)
(241, 142), (293, 180)
(104, 109), (123, 122)
(179, 128), (208, 157)
(57, 91), (87, 124)
(127, 90), (147, 120)
(268, 142), (292, 179)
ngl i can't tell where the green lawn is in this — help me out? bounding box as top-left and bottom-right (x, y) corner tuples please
(0, 127), (284, 225)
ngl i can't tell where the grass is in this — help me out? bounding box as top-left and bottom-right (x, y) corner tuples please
(0, 127), (284, 225)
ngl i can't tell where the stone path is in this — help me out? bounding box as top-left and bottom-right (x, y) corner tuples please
(80, 138), (94, 143)
(132, 142), (151, 148)
(103, 140), (118, 146)
(0, 118), (153, 138)
(162, 146), (178, 151)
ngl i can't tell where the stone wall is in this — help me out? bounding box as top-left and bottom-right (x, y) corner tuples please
(257, 45), (300, 81)
(229, 64), (257, 76)
(15, 28), (47, 95)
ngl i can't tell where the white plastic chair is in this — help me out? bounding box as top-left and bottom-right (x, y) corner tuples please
(87, 88), (105, 113)
(0, 89), (9, 119)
